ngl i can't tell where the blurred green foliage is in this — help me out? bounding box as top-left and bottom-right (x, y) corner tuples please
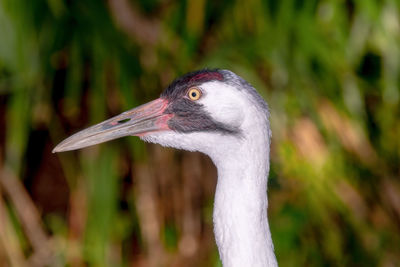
(0, 0), (399, 266)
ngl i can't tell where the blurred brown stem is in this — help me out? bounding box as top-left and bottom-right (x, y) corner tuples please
(108, 0), (160, 45)
(0, 187), (27, 267)
(0, 168), (52, 266)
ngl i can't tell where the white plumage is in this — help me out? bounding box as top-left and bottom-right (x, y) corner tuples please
(143, 80), (277, 266)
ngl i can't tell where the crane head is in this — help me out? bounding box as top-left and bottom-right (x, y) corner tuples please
(53, 69), (270, 155)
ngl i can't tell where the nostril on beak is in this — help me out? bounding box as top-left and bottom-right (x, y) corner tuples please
(118, 118), (131, 124)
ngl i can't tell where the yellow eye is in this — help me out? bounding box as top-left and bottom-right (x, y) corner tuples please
(188, 87), (202, 101)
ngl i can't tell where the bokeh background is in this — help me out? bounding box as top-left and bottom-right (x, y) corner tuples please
(0, 0), (399, 266)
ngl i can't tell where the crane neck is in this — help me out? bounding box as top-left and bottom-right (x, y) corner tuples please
(210, 128), (277, 267)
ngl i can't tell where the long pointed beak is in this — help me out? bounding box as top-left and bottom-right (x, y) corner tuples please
(53, 98), (172, 153)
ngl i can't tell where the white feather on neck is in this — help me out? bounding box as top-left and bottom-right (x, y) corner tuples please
(207, 89), (276, 267)
(211, 130), (276, 267)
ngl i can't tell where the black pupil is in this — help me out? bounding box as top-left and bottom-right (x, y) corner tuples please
(191, 91), (197, 98)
